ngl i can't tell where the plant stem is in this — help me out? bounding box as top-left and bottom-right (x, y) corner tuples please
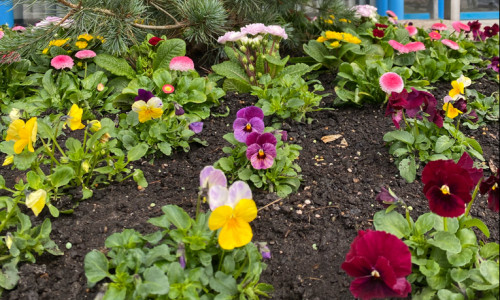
(218, 250), (225, 271)
(443, 217), (448, 231)
(405, 207), (413, 231)
(40, 138), (60, 166)
(464, 179), (482, 217)
(195, 194), (202, 222)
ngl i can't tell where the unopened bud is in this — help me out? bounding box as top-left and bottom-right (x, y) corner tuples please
(88, 120), (101, 133)
(5, 233), (13, 249)
(249, 64), (255, 72)
(97, 83), (105, 92)
(9, 108), (21, 121)
(239, 45), (247, 53)
(242, 57), (248, 64)
(249, 56), (254, 61)
(81, 160), (90, 173)
(60, 157), (69, 164)
(2, 155), (14, 166)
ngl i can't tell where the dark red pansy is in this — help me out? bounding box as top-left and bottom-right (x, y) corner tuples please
(422, 156), (477, 217)
(342, 230), (412, 300)
(148, 36), (164, 46)
(373, 29), (385, 38)
(480, 171), (499, 212)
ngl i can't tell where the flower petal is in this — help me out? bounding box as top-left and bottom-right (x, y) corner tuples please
(234, 198), (257, 223)
(218, 217), (253, 250)
(227, 181), (252, 208)
(208, 205), (232, 230)
(257, 132), (277, 146)
(208, 185), (229, 210)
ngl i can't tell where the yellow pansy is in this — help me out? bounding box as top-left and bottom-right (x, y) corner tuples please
(456, 75), (471, 87)
(208, 199), (257, 250)
(75, 41), (88, 49)
(78, 33), (93, 41)
(66, 104), (86, 130)
(6, 117), (37, 154)
(2, 155), (14, 166)
(131, 97), (164, 123)
(88, 120), (101, 132)
(443, 102), (463, 119)
(26, 189), (47, 217)
(449, 80), (464, 100)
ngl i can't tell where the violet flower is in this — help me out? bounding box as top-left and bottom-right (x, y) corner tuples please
(189, 122), (203, 134)
(376, 187), (399, 207)
(135, 89), (155, 102)
(173, 102), (184, 116)
(256, 242), (271, 259)
(487, 56), (499, 72)
(245, 132), (277, 169)
(199, 166), (227, 190)
(233, 106), (265, 143)
(177, 243), (186, 269)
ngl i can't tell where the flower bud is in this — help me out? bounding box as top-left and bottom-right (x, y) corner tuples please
(376, 186), (399, 207)
(249, 55), (254, 61)
(257, 72), (263, 78)
(97, 83), (105, 92)
(88, 120), (101, 133)
(100, 133), (111, 143)
(60, 156), (69, 164)
(81, 160), (90, 173)
(26, 189), (47, 217)
(2, 155), (14, 166)
(239, 45), (247, 53)
(242, 57), (248, 64)
(9, 108), (21, 121)
(256, 242), (271, 259)
(249, 76), (255, 82)
(249, 64), (255, 72)
(174, 102), (185, 116)
(5, 233), (13, 249)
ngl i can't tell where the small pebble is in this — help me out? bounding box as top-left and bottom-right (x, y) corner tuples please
(305, 199), (311, 205)
(296, 210), (303, 215)
(315, 214), (321, 218)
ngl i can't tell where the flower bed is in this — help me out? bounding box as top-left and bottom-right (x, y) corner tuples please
(1, 4), (499, 299)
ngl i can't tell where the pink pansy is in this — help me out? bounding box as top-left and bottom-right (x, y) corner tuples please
(264, 25), (288, 39)
(442, 39), (459, 50)
(217, 31), (245, 44)
(405, 41), (425, 52)
(0, 31), (4, 39)
(429, 31), (442, 40)
(246, 132), (277, 170)
(12, 26), (26, 31)
(241, 23), (267, 36)
(75, 50), (96, 59)
(405, 26), (418, 36)
(379, 72), (404, 94)
(452, 21), (470, 32)
(431, 23), (447, 31)
(51, 55), (74, 70)
(388, 40), (408, 53)
(169, 56), (194, 71)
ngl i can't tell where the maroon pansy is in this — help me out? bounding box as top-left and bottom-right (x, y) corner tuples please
(422, 154), (478, 217)
(245, 132), (277, 169)
(342, 230), (412, 300)
(385, 90), (408, 129)
(487, 56), (499, 72)
(457, 152), (484, 185)
(480, 171), (499, 212)
(373, 29), (385, 38)
(483, 24), (499, 38)
(135, 89), (155, 102)
(406, 88), (443, 128)
(233, 106), (265, 143)
(375, 23), (388, 29)
(148, 36), (164, 46)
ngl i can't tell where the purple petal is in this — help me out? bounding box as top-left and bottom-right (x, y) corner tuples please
(248, 117), (265, 134)
(245, 132), (261, 146)
(227, 181), (252, 207)
(261, 143), (277, 158)
(236, 106), (264, 120)
(246, 143), (261, 160)
(233, 118), (250, 143)
(200, 166), (227, 189)
(208, 185), (229, 210)
(257, 132), (277, 146)
(250, 153), (275, 169)
(189, 122), (203, 134)
(135, 89), (154, 102)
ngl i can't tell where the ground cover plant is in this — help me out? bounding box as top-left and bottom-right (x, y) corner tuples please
(0, 3), (499, 300)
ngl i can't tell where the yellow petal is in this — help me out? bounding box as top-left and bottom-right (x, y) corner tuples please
(13, 140), (28, 154)
(218, 218), (253, 250)
(6, 119), (25, 141)
(2, 155), (14, 166)
(234, 199), (257, 223)
(209, 205), (232, 231)
(26, 189), (47, 217)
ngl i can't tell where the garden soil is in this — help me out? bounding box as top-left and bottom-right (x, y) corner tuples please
(1, 74), (499, 300)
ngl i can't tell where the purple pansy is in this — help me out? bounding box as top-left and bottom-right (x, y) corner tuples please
(173, 102), (185, 116)
(245, 132), (277, 169)
(135, 89), (155, 102)
(233, 106), (265, 143)
(189, 122), (203, 134)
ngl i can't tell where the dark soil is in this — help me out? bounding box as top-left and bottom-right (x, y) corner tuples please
(1, 74), (499, 300)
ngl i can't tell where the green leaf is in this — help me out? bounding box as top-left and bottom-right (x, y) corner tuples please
(399, 157), (416, 183)
(94, 54), (136, 79)
(383, 131), (415, 144)
(238, 168), (253, 181)
(303, 40), (329, 63)
(13, 151), (37, 171)
(450, 268), (470, 282)
(103, 284), (126, 300)
(480, 243), (499, 259)
(437, 289), (465, 300)
(447, 248), (474, 267)
(280, 63), (312, 77)
(42, 69), (57, 96)
(162, 205), (191, 230)
(373, 210), (411, 238)
(420, 259), (440, 277)
(50, 166), (75, 188)
(216, 157), (234, 172)
(479, 261), (499, 285)
(136, 266), (170, 296)
(132, 169), (148, 188)
(0, 175), (5, 189)
(428, 231), (462, 254)
(435, 136), (454, 153)
(127, 143), (148, 161)
(0, 260), (20, 290)
(462, 218), (490, 238)
(212, 61), (251, 93)
(209, 271), (238, 295)
(84, 250), (109, 287)
(415, 213), (436, 235)
(153, 39), (186, 70)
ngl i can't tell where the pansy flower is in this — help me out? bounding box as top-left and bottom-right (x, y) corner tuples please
(200, 166), (227, 191)
(342, 230), (412, 299)
(449, 80), (464, 100)
(384, 90), (408, 129)
(66, 104), (86, 130)
(483, 24), (499, 38)
(6, 117), (38, 154)
(422, 153), (481, 217)
(487, 56), (499, 72)
(443, 102), (462, 119)
(135, 89), (155, 102)
(189, 122), (203, 134)
(480, 171), (499, 212)
(245, 132), (277, 169)
(376, 186), (399, 207)
(207, 181), (257, 250)
(26, 189), (47, 217)
(233, 106), (265, 143)
(132, 96), (163, 123)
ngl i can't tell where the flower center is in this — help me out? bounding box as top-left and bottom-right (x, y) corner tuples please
(440, 185), (450, 195)
(244, 123), (252, 132)
(492, 183), (497, 191)
(371, 270), (380, 278)
(257, 149), (266, 159)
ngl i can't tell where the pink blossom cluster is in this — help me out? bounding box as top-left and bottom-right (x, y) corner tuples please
(352, 5), (378, 19)
(217, 23), (287, 44)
